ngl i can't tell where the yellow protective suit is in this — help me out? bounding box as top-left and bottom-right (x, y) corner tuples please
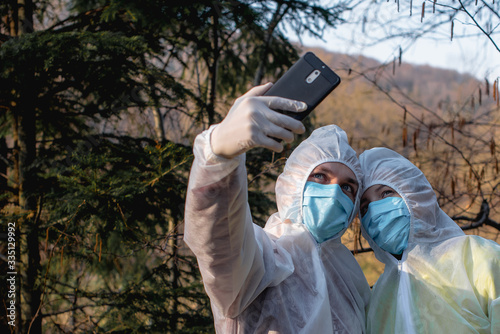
(184, 125), (370, 333)
(359, 147), (500, 334)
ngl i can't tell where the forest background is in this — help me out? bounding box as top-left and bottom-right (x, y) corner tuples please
(1, 1), (499, 333)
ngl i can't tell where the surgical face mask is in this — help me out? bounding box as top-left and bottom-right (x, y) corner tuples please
(302, 181), (354, 243)
(361, 197), (411, 255)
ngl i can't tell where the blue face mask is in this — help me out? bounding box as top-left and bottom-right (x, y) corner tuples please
(361, 197), (411, 255)
(302, 182), (354, 244)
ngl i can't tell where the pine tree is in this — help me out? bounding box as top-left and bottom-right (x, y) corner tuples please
(1, 1), (355, 332)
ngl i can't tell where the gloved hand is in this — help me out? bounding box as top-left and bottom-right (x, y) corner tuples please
(211, 83), (307, 159)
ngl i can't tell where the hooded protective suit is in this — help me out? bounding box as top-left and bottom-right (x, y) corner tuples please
(359, 147), (500, 334)
(184, 124), (370, 333)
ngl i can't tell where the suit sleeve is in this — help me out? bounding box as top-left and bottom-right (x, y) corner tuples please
(183, 126), (293, 317)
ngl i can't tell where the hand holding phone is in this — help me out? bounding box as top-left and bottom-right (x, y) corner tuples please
(211, 83), (307, 159)
(211, 53), (339, 158)
(264, 52), (341, 121)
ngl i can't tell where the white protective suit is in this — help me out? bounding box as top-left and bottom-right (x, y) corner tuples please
(359, 147), (500, 334)
(184, 124), (371, 333)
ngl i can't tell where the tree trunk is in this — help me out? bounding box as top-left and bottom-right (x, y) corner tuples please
(168, 217), (179, 332)
(0, 138), (8, 207)
(17, 68), (42, 334)
(253, 4), (287, 86)
(16, 1), (42, 333)
(17, 107), (41, 334)
(151, 108), (166, 142)
(207, 6), (220, 126)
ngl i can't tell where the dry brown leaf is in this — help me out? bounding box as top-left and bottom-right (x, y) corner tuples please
(413, 130), (418, 153)
(403, 126), (408, 147)
(494, 79), (497, 101)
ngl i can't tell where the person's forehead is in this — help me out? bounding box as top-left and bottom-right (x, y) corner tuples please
(313, 162), (357, 181)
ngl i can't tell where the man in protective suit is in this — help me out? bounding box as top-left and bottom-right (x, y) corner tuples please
(184, 83), (371, 333)
(359, 147), (500, 333)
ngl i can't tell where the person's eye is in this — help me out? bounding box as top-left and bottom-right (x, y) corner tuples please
(341, 184), (353, 193)
(382, 189), (394, 198)
(307, 173), (328, 184)
(312, 173), (325, 180)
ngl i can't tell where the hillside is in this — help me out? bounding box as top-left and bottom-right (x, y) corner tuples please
(296, 46), (485, 152)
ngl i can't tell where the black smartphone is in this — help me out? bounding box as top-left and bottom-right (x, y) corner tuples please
(264, 52), (341, 121)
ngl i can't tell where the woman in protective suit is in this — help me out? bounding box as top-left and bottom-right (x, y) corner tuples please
(184, 83), (370, 333)
(359, 147), (500, 333)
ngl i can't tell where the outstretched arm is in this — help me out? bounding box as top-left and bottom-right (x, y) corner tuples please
(184, 83), (305, 317)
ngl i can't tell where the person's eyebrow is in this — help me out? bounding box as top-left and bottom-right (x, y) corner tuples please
(345, 177), (358, 190)
(313, 165), (329, 173)
(347, 177), (358, 187)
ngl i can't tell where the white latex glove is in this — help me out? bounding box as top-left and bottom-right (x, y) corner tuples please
(211, 83), (307, 159)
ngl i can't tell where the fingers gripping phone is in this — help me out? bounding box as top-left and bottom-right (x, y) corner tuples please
(264, 52), (341, 121)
